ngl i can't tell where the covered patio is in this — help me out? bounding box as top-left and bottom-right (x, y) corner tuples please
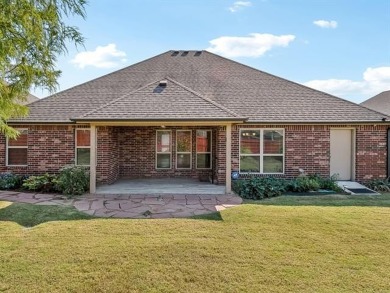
(96, 178), (227, 195)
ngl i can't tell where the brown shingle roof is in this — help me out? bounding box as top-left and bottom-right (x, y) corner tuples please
(361, 90), (390, 116)
(76, 77), (243, 121)
(10, 50), (389, 123)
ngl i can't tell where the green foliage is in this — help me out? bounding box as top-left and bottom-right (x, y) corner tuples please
(55, 165), (89, 197)
(287, 177), (321, 192)
(0, 0), (86, 138)
(233, 177), (287, 200)
(365, 178), (390, 193)
(0, 172), (25, 190)
(287, 174), (342, 193)
(22, 173), (58, 192)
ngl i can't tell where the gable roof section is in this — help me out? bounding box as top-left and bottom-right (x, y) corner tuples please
(75, 77), (243, 121)
(9, 50), (389, 123)
(361, 90), (390, 116)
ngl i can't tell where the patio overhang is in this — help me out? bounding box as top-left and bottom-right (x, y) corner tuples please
(88, 122), (234, 194)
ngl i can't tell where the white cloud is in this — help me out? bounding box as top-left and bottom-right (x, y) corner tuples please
(229, 1), (252, 12)
(71, 43), (127, 69)
(313, 20), (338, 29)
(207, 33), (295, 58)
(304, 67), (390, 100)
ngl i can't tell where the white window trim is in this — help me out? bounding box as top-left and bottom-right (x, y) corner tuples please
(176, 130), (192, 169)
(75, 128), (92, 166)
(156, 130), (172, 169)
(6, 128), (28, 166)
(196, 129), (212, 170)
(239, 128), (285, 174)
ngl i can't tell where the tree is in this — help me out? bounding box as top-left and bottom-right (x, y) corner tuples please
(0, 0), (87, 138)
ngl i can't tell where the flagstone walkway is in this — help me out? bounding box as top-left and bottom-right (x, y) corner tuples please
(0, 191), (242, 219)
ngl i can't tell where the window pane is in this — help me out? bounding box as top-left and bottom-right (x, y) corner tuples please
(8, 130), (28, 147)
(177, 154), (191, 168)
(157, 154), (171, 168)
(197, 154), (211, 168)
(196, 130), (211, 152)
(77, 148), (90, 165)
(240, 130), (260, 154)
(8, 148), (27, 165)
(263, 156), (283, 173)
(177, 131), (191, 152)
(77, 130), (90, 147)
(157, 131), (171, 153)
(264, 130), (283, 154)
(240, 156), (260, 173)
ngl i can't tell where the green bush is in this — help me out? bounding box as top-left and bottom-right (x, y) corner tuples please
(233, 177), (287, 200)
(55, 165), (89, 197)
(22, 174), (58, 192)
(0, 173), (25, 190)
(365, 178), (390, 193)
(287, 176), (321, 192)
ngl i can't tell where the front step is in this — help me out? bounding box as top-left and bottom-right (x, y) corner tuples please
(337, 181), (379, 195)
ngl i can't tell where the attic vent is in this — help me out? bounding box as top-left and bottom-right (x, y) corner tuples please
(171, 51), (179, 56)
(194, 51), (202, 56)
(181, 51), (189, 57)
(159, 80), (167, 87)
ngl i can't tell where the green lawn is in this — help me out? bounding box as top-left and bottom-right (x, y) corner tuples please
(1, 199), (389, 292)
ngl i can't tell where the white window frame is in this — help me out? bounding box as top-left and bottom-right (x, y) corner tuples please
(6, 128), (28, 166)
(75, 128), (91, 166)
(156, 130), (172, 169)
(239, 128), (285, 174)
(176, 130), (192, 169)
(196, 130), (212, 170)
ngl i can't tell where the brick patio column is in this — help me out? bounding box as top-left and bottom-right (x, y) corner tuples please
(226, 124), (232, 193)
(90, 124), (97, 193)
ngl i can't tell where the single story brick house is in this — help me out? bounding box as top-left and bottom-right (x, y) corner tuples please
(1, 50), (389, 193)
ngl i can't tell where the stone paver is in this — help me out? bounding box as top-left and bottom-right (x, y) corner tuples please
(0, 190), (242, 219)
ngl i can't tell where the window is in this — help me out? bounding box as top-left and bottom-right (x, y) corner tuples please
(176, 130), (192, 169)
(76, 129), (90, 165)
(240, 129), (284, 174)
(196, 130), (212, 169)
(156, 130), (172, 169)
(7, 129), (28, 166)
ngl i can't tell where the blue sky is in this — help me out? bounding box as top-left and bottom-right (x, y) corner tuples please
(33, 0), (390, 103)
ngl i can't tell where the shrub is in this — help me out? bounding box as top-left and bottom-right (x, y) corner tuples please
(233, 177), (287, 200)
(55, 165), (89, 197)
(22, 174), (58, 192)
(365, 178), (390, 193)
(0, 172), (25, 190)
(287, 176), (321, 192)
(308, 173), (342, 192)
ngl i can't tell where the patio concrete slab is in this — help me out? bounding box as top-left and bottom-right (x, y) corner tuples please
(96, 178), (226, 195)
(0, 190), (242, 219)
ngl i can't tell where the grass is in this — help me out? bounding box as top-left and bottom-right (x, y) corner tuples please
(245, 193), (390, 207)
(1, 199), (389, 292)
(0, 201), (94, 227)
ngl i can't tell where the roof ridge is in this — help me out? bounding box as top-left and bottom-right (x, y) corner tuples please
(203, 50), (389, 119)
(76, 78), (165, 119)
(37, 50), (174, 103)
(165, 76), (243, 118)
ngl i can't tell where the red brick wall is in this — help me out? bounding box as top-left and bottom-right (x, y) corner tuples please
(117, 126), (217, 182)
(231, 124), (388, 182)
(0, 124), (387, 185)
(0, 125), (75, 175)
(96, 126), (119, 184)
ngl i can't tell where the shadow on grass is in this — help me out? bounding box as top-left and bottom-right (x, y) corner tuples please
(243, 193), (390, 207)
(190, 211), (223, 221)
(0, 201), (95, 227)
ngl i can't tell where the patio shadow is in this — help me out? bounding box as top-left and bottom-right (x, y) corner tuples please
(0, 201), (94, 227)
(190, 211), (223, 221)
